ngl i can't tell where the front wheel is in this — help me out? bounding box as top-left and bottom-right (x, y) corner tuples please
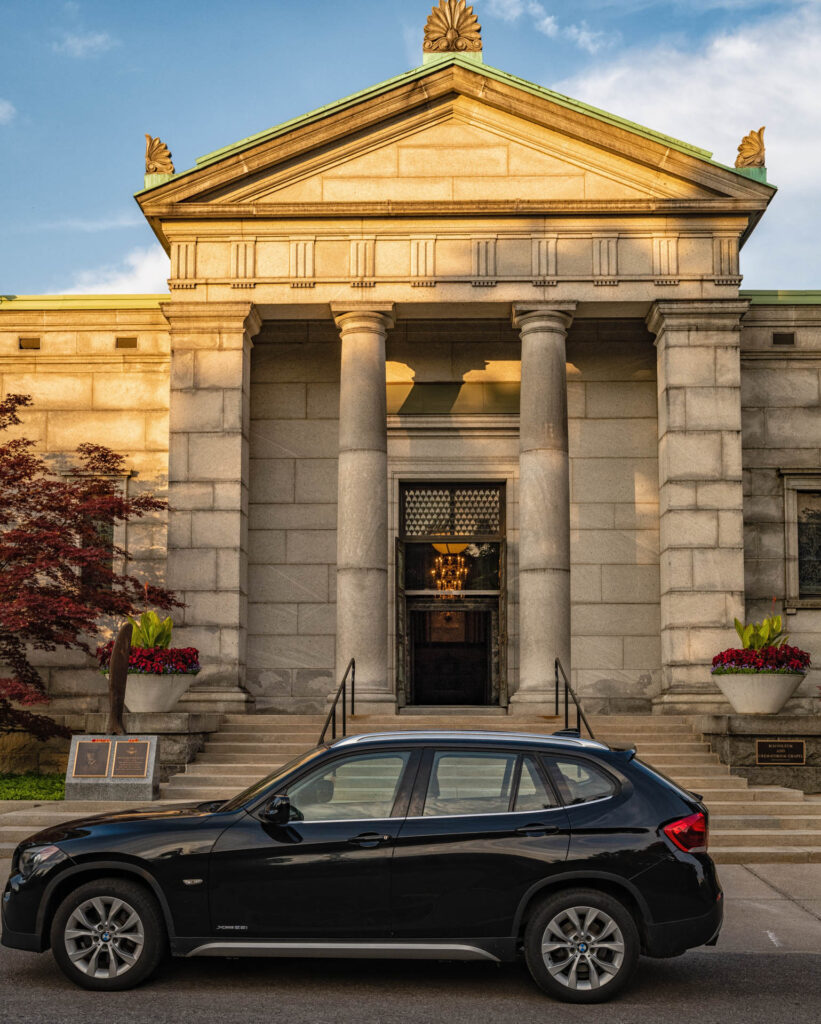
(50, 877), (166, 990)
(524, 888), (640, 1003)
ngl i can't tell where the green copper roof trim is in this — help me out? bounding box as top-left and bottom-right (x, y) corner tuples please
(136, 54), (766, 195)
(741, 290), (821, 305)
(0, 294), (169, 311)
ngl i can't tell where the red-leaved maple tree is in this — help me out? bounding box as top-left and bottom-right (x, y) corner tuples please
(0, 394), (180, 740)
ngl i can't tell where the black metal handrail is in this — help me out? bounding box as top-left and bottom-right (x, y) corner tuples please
(555, 658), (595, 740)
(319, 658), (356, 745)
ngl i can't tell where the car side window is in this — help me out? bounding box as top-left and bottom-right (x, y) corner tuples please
(287, 751), (410, 821)
(423, 751), (517, 817)
(549, 758), (615, 806)
(514, 756), (558, 811)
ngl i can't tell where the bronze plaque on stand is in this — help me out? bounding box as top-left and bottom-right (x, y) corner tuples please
(112, 740), (151, 778)
(71, 739), (112, 778)
(756, 740), (806, 765)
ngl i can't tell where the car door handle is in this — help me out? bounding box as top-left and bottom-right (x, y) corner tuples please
(347, 832), (392, 848)
(515, 824), (560, 837)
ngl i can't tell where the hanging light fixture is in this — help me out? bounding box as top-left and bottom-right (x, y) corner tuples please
(431, 552), (469, 597)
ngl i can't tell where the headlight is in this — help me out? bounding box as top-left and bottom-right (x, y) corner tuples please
(17, 845), (66, 879)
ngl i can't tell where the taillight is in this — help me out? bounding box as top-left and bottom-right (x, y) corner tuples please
(663, 812), (708, 854)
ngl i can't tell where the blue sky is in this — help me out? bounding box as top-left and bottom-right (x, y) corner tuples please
(1, 0), (818, 293)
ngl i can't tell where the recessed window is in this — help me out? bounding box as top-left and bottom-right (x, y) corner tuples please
(772, 332), (795, 346)
(18, 337), (40, 350)
(798, 492), (821, 598)
(115, 337), (138, 350)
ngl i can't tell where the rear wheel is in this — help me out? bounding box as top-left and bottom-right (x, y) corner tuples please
(50, 877), (165, 990)
(524, 888), (639, 1003)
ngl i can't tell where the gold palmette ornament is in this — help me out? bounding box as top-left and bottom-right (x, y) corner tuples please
(424, 0), (483, 53)
(735, 126), (766, 169)
(145, 134), (175, 175)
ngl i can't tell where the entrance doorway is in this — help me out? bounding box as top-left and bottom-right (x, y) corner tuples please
(409, 607), (491, 705)
(396, 483), (506, 707)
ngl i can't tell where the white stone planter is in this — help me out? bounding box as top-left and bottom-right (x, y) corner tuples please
(124, 673), (192, 713)
(713, 672), (806, 715)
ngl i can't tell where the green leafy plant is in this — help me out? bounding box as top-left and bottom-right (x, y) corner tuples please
(0, 772), (65, 800)
(733, 613), (789, 651)
(128, 610), (173, 649)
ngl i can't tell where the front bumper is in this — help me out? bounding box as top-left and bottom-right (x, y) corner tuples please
(644, 892), (723, 958)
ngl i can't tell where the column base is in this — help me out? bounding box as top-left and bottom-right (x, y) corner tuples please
(338, 691), (398, 717)
(507, 691), (561, 717)
(178, 666), (256, 715)
(651, 691), (733, 716)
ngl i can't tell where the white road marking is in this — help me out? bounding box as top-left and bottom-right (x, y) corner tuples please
(766, 930), (782, 947)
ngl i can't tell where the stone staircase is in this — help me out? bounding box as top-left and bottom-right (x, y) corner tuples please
(3, 714), (821, 863)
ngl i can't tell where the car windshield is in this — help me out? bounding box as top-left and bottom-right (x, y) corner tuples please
(220, 746), (327, 811)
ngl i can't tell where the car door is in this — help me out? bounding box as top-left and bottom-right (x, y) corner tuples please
(391, 747), (571, 939)
(209, 747), (419, 939)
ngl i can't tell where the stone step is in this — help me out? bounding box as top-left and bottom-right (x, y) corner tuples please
(699, 800), (818, 815)
(711, 848), (821, 864)
(710, 830), (821, 847)
(714, 815), (821, 829)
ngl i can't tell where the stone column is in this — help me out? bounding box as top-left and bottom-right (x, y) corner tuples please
(647, 300), (749, 713)
(511, 303), (577, 714)
(161, 301), (261, 713)
(331, 303), (395, 711)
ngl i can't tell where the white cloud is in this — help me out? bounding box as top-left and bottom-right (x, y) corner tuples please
(554, 3), (821, 286)
(32, 213), (144, 234)
(0, 99), (15, 125)
(53, 30), (118, 58)
(485, 1), (610, 51)
(486, 0), (526, 20)
(563, 21), (607, 54)
(62, 246), (169, 294)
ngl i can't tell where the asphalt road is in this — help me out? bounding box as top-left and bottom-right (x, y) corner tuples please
(2, 861), (820, 1024)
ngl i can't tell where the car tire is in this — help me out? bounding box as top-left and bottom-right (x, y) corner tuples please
(50, 877), (166, 991)
(524, 888), (640, 1004)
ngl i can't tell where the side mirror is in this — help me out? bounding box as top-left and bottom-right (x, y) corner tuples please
(262, 794), (291, 825)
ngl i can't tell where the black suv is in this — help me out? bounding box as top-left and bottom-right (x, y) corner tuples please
(2, 731), (721, 1003)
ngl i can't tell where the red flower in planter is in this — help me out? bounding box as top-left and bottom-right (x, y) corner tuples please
(97, 642), (200, 676)
(711, 644), (811, 675)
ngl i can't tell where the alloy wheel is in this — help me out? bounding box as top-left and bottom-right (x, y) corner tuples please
(63, 895), (145, 979)
(540, 904), (625, 991)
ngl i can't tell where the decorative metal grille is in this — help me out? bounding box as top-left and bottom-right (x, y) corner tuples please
(798, 493), (821, 596)
(401, 484), (503, 538)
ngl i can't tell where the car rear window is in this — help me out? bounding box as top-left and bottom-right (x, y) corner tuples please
(548, 758), (616, 806)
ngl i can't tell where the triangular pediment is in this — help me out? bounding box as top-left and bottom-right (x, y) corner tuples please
(138, 58), (773, 223)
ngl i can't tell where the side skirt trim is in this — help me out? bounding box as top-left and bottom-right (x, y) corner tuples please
(186, 941), (501, 962)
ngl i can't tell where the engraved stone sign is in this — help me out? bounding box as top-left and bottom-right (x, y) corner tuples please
(755, 740), (806, 766)
(65, 734), (159, 801)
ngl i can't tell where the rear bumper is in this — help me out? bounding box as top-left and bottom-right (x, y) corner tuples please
(644, 894), (722, 958)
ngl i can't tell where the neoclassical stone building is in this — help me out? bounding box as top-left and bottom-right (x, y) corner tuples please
(2, 9), (820, 724)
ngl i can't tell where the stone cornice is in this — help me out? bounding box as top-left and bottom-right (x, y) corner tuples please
(160, 301), (262, 338)
(143, 199), (770, 229)
(646, 298), (750, 336)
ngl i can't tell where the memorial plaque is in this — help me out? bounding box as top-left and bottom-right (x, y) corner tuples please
(113, 740), (150, 778)
(756, 739), (806, 765)
(65, 734), (159, 801)
(72, 739), (112, 778)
